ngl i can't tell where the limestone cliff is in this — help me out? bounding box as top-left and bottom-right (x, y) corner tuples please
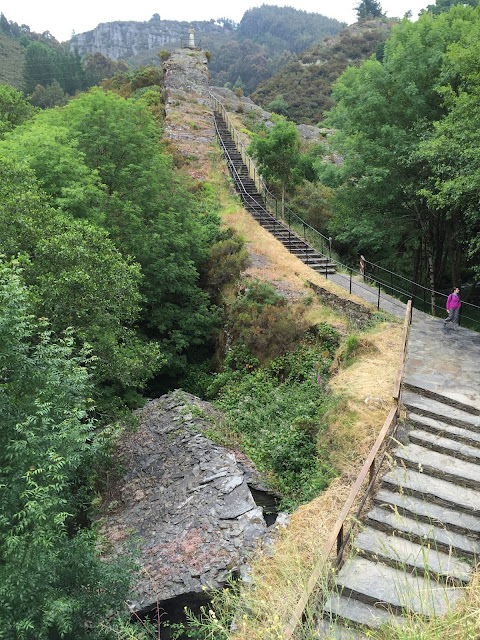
(70, 19), (224, 61)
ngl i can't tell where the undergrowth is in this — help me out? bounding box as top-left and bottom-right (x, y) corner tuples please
(182, 278), (341, 509)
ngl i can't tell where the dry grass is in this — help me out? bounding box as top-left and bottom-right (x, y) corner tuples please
(228, 321), (403, 640)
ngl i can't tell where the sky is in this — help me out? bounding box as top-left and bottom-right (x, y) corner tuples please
(1, 0), (429, 43)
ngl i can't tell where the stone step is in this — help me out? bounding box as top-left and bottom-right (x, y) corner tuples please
(355, 526), (472, 584)
(403, 391), (480, 433)
(409, 412), (480, 449)
(311, 265), (337, 273)
(335, 556), (463, 617)
(374, 488), (480, 539)
(382, 466), (480, 515)
(316, 618), (368, 639)
(366, 505), (480, 558)
(403, 383), (480, 417)
(394, 442), (480, 490)
(409, 429), (480, 465)
(322, 594), (404, 631)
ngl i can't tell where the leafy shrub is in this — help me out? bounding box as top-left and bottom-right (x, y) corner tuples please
(201, 235), (249, 296)
(210, 332), (340, 505)
(228, 280), (308, 362)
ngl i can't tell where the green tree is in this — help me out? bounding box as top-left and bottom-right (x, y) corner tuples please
(268, 94), (289, 115)
(0, 158), (162, 416)
(30, 89), (219, 378)
(418, 28), (480, 281)
(425, 0), (478, 14)
(0, 112), (105, 219)
(355, 0), (384, 19)
(317, 6), (480, 305)
(29, 79), (67, 108)
(249, 115), (302, 217)
(0, 84), (34, 137)
(23, 41), (58, 94)
(0, 259), (131, 639)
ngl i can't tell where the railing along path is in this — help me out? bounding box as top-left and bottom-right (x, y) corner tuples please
(283, 300), (412, 639)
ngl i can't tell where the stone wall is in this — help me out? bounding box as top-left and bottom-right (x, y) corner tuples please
(307, 280), (373, 329)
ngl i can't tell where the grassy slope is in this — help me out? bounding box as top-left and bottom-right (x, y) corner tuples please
(0, 33), (25, 90)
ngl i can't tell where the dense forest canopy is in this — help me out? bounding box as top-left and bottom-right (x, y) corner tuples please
(0, 68), (232, 635)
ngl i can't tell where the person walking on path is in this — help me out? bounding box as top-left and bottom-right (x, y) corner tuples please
(444, 287), (461, 330)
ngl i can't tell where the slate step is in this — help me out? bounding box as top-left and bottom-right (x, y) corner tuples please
(316, 618), (368, 639)
(355, 526), (472, 584)
(403, 391), (480, 432)
(374, 488), (480, 539)
(394, 442), (480, 490)
(409, 429), (480, 465)
(323, 593), (404, 630)
(403, 383), (480, 417)
(382, 466), (480, 515)
(366, 505), (480, 558)
(409, 412), (480, 449)
(335, 557), (463, 617)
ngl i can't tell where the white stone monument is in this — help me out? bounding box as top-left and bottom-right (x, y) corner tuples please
(188, 27), (195, 48)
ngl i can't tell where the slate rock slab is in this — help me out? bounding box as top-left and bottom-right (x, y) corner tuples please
(99, 390), (274, 613)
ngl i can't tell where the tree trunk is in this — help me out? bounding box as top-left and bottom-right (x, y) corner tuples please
(450, 211), (462, 287)
(414, 203), (437, 315)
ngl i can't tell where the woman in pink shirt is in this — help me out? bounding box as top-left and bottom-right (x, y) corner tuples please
(443, 287), (461, 331)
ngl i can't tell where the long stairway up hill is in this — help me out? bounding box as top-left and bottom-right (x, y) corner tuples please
(213, 110), (336, 276)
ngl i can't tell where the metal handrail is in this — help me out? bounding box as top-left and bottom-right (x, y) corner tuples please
(209, 92), (480, 330)
(283, 300), (412, 639)
(212, 109), (334, 269)
(209, 91), (333, 258)
(362, 258), (480, 329)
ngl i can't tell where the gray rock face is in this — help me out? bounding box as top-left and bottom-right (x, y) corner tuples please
(70, 20), (224, 60)
(100, 391), (276, 613)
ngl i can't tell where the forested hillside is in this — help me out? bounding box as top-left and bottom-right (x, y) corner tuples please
(0, 64), (248, 635)
(0, 12), (129, 105)
(251, 18), (393, 124)
(70, 6), (345, 94)
(207, 5), (346, 93)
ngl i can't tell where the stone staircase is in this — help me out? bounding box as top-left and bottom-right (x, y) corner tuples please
(213, 111), (336, 275)
(317, 388), (480, 638)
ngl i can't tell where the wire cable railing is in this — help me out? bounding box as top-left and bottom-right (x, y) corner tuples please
(212, 109), (335, 273)
(361, 257), (480, 330)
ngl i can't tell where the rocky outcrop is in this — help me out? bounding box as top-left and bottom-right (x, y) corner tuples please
(100, 391), (282, 615)
(162, 49), (216, 181)
(70, 19), (224, 60)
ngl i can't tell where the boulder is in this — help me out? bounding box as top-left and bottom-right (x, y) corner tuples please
(100, 390), (274, 614)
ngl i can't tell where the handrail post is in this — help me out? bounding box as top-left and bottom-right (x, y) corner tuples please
(329, 237), (332, 259)
(378, 283), (381, 310)
(336, 526), (344, 556)
(349, 269), (352, 294)
(369, 460), (375, 488)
